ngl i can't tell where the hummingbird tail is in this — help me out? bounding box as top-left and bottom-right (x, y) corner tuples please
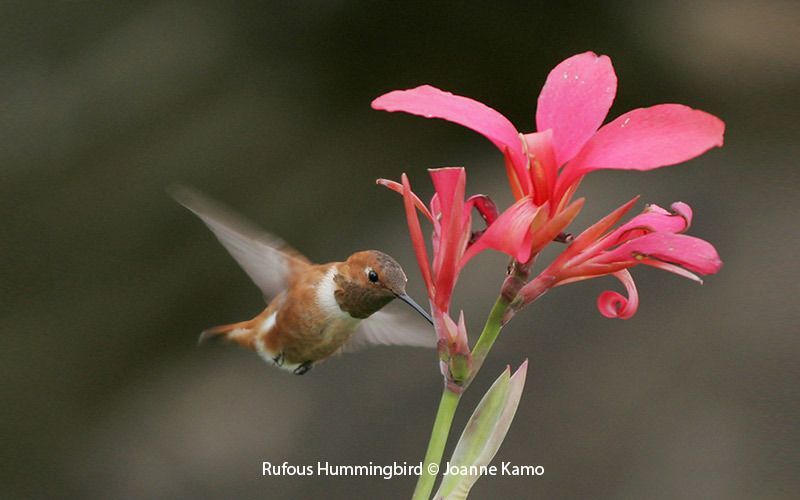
(198, 320), (256, 346)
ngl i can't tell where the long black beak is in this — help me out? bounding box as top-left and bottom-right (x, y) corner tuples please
(396, 293), (434, 325)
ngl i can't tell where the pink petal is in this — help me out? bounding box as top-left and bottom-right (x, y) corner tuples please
(372, 85), (526, 171)
(597, 269), (639, 319)
(528, 198), (584, 257)
(566, 104), (725, 173)
(597, 232), (722, 275)
(462, 197), (541, 265)
(536, 52), (617, 167)
(430, 167), (466, 225)
(503, 147), (530, 200)
(429, 168), (468, 312)
(401, 174), (434, 294)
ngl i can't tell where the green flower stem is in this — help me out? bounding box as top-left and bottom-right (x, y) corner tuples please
(470, 296), (511, 375)
(412, 296), (511, 500)
(412, 387), (461, 500)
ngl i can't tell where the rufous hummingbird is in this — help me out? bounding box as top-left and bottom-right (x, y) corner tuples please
(172, 187), (435, 375)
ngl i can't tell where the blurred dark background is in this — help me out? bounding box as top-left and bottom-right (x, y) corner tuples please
(2, 1), (797, 498)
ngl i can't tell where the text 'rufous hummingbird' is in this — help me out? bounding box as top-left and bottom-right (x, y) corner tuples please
(173, 188), (435, 375)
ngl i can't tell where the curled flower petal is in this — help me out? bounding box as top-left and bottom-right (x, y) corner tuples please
(597, 270), (639, 319)
(536, 52), (617, 166)
(566, 104), (725, 174)
(669, 201), (693, 230)
(372, 85), (526, 171)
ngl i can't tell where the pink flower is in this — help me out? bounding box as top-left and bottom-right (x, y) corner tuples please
(379, 167), (541, 314)
(379, 168), (478, 316)
(372, 52), (725, 213)
(379, 167), (546, 363)
(374, 52), (724, 322)
(516, 199), (722, 319)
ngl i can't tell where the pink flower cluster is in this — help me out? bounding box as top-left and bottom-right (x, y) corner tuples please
(374, 52), (723, 376)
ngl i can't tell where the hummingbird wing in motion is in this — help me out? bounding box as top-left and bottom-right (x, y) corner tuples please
(343, 304), (437, 352)
(170, 186), (310, 299)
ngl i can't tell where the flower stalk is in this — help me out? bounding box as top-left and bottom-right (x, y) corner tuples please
(413, 387), (460, 500)
(413, 293), (513, 499)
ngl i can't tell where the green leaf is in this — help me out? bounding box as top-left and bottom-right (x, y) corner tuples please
(434, 360), (528, 499)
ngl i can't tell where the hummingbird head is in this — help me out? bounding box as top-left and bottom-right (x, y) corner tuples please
(335, 250), (433, 323)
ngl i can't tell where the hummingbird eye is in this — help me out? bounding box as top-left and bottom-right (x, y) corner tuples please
(367, 269), (379, 283)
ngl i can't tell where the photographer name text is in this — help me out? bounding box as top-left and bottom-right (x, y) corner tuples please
(262, 461), (543, 479)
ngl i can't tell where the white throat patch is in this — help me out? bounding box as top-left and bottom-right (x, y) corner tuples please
(316, 266), (348, 318)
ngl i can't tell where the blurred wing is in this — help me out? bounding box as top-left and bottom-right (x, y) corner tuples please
(171, 186), (310, 298)
(343, 305), (437, 353)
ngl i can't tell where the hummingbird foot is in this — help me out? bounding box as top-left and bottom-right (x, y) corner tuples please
(272, 351), (285, 367)
(293, 361), (312, 375)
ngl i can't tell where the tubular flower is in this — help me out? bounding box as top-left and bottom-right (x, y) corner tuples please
(378, 167), (540, 315)
(372, 52), (725, 215)
(378, 167), (540, 382)
(516, 200), (722, 319)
